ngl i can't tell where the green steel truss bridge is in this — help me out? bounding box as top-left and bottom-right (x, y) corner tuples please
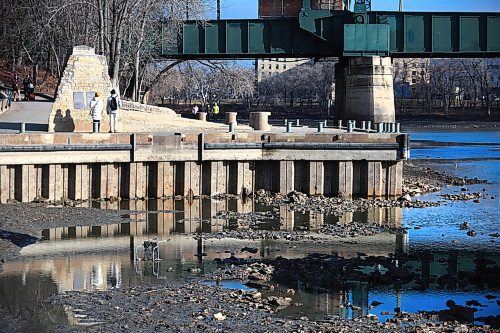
(162, 1), (500, 59)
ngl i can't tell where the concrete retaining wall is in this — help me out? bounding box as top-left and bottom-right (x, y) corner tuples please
(0, 132), (406, 203)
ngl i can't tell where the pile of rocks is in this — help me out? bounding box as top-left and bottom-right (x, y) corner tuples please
(442, 192), (482, 202)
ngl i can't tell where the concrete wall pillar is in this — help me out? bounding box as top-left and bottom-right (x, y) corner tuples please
(308, 161), (324, 196)
(233, 162), (254, 196)
(337, 161), (353, 198)
(384, 161), (403, 197)
(48, 165), (65, 201)
(129, 162), (147, 199)
(367, 162), (383, 197)
(157, 162), (175, 198)
(26, 165), (39, 202)
(73, 164), (91, 201)
(279, 161), (295, 194)
(203, 161), (228, 195)
(183, 162), (201, 197)
(335, 56), (395, 123)
(0, 165), (14, 203)
(103, 163), (120, 199)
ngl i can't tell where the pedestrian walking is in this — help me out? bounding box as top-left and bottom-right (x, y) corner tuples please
(12, 75), (21, 101)
(22, 76), (32, 101)
(106, 89), (122, 133)
(89, 92), (104, 132)
(212, 102), (220, 122)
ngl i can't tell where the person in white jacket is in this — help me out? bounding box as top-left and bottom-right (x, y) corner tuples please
(89, 92), (104, 133)
(106, 89), (122, 133)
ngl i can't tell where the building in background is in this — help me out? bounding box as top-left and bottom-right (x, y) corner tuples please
(393, 58), (431, 98)
(258, 0), (346, 18)
(255, 58), (310, 82)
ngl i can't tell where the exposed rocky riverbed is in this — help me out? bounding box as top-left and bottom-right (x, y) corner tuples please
(46, 282), (498, 333)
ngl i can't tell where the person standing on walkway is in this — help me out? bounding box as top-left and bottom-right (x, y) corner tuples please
(212, 102), (220, 122)
(106, 89), (122, 133)
(192, 105), (199, 117)
(89, 92), (104, 132)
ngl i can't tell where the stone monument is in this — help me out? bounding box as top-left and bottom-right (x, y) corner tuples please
(48, 46), (113, 132)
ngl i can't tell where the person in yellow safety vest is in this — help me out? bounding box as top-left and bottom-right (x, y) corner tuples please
(212, 102), (220, 122)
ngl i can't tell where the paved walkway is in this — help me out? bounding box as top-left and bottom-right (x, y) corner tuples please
(0, 101), (53, 133)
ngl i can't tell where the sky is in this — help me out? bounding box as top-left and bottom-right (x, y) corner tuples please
(216, 0), (500, 19)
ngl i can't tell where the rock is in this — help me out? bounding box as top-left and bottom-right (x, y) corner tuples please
(459, 222), (469, 230)
(465, 300), (482, 307)
(399, 194), (412, 202)
(466, 230), (477, 237)
(267, 296), (292, 307)
(241, 247), (258, 254)
(251, 292), (262, 300)
(213, 312), (226, 321)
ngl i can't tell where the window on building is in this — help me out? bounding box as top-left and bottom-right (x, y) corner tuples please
(283, 65), (287, 70)
(412, 78), (417, 84)
(276, 64), (279, 69)
(261, 65), (264, 69)
(268, 72), (271, 76)
(412, 71), (417, 76)
(268, 65), (271, 70)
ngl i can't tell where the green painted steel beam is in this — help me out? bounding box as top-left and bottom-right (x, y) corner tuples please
(162, 11), (500, 59)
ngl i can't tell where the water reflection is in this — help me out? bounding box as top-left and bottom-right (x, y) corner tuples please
(0, 197), (498, 327)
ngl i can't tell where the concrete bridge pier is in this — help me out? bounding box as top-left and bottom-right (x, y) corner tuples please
(335, 56), (396, 124)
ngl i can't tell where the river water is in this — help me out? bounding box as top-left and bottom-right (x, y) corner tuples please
(0, 131), (499, 330)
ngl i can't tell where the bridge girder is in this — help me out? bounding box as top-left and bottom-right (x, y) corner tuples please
(162, 10), (500, 59)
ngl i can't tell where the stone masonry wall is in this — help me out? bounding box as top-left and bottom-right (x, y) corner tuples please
(48, 46), (113, 132)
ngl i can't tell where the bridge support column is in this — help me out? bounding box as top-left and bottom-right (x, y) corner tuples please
(335, 56), (395, 123)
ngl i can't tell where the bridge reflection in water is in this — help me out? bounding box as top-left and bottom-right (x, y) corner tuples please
(7, 198), (406, 293)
